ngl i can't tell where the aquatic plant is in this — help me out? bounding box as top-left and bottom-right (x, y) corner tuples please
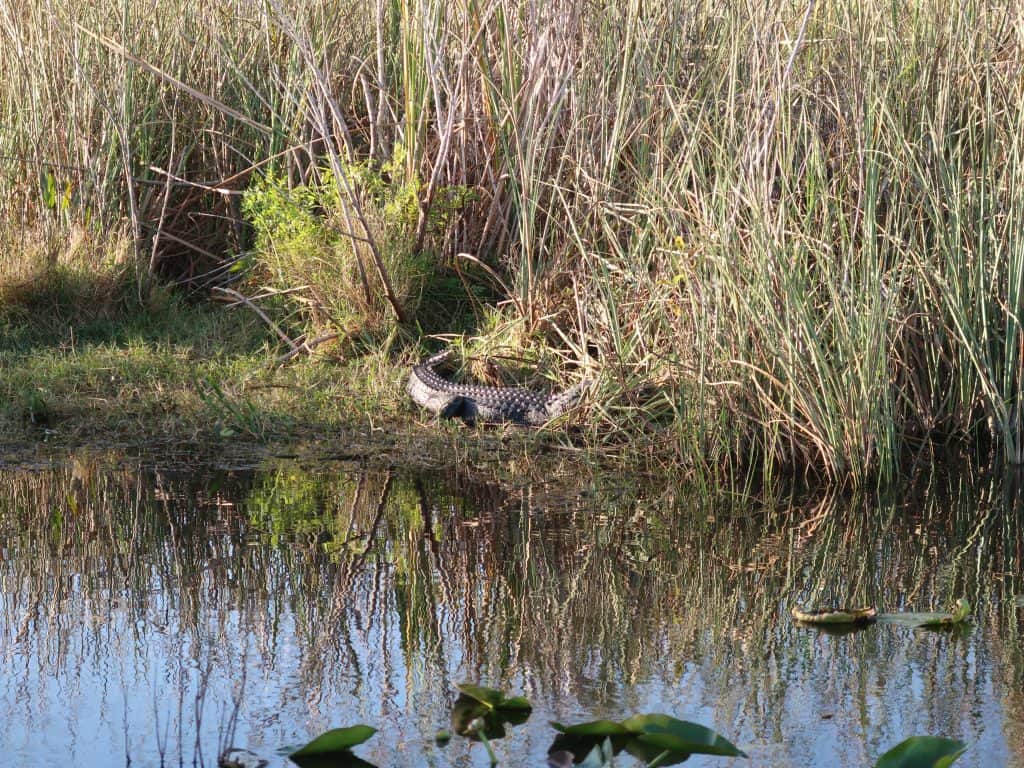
(443, 684), (533, 765)
(792, 598), (972, 629)
(287, 724), (378, 767)
(877, 599), (973, 629)
(873, 736), (967, 768)
(550, 714), (747, 765)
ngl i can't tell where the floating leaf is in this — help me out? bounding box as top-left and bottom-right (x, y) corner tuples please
(622, 714), (747, 758)
(456, 683), (504, 708)
(456, 683), (531, 712)
(451, 686), (531, 741)
(549, 731), (629, 763)
(874, 736), (967, 768)
(499, 695), (531, 711)
(791, 605), (877, 625)
(550, 720), (633, 738)
(549, 724), (630, 764)
(624, 739), (691, 767)
(878, 599), (971, 629)
(551, 715), (745, 766)
(289, 754), (378, 768)
(289, 725), (377, 757)
(942, 599), (971, 625)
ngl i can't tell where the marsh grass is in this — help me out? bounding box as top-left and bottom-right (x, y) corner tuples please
(3, 0), (1024, 481)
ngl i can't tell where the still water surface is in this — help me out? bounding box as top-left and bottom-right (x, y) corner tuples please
(0, 455), (1021, 767)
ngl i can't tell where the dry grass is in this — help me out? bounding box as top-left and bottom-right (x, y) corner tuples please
(3, 0), (1024, 482)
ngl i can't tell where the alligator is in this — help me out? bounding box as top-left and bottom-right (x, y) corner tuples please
(407, 349), (589, 426)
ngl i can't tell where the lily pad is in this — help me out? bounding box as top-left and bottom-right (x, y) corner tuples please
(456, 683), (532, 712)
(550, 714), (745, 765)
(548, 724), (632, 763)
(548, 739), (621, 768)
(451, 698), (509, 739)
(624, 741), (692, 767)
(450, 685), (532, 741)
(550, 720), (634, 738)
(874, 736), (967, 768)
(622, 714), (747, 758)
(877, 599), (971, 629)
(288, 725), (376, 757)
(289, 755), (378, 768)
(791, 605), (878, 625)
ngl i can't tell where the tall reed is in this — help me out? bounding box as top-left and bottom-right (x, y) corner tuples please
(3, 0), (1024, 481)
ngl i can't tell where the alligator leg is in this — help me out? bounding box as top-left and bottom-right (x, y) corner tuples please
(439, 395), (469, 421)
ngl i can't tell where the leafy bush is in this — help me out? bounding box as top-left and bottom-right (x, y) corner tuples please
(242, 161), (433, 337)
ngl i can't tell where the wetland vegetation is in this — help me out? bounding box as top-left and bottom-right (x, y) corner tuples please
(2, 0), (1024, 765)
(2, 0), (1024, 482)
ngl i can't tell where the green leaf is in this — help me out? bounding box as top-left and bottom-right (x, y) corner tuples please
(875, 612), (942, 627)
(550, 719), (634, 738)
(874, 736), (967, 768)
(289, 725), (377, 757)
(41, 170), (57, 209)
(947, 599), (971, 623)
(624, 740), (689, 767)
(455, 683), (532, 712)
(550, 735), (627, 767)
(456, 683), (504, 708)
(451, 691), (530, 740)
(621, 714), (747, 758)
(498, 695), (533, 712)
(451, 700), (505, 740)
(877, 599), (971, 629)
(289, 754), (378, 768)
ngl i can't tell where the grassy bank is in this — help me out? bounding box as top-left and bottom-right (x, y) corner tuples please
(0, 265), (388, 445)
(3, 0), (1023, 483)
(0, 256), (588, 475)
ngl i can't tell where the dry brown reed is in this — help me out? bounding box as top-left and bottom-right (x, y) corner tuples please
(4, 1), (1024, 481)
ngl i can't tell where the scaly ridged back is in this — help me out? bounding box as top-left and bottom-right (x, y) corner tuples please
(407, 349), (587, 425)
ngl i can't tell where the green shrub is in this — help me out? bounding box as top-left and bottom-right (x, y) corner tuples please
(241, 161), (434, 338)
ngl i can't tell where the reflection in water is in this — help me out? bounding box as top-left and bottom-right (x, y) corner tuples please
(0, 456), (1021, 767)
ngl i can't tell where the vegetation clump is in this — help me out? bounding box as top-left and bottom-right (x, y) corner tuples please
(240, 159), (437, 344)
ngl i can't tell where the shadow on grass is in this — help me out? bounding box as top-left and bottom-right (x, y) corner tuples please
(0, 266), (299, 443)
(0, 265), (266, 355)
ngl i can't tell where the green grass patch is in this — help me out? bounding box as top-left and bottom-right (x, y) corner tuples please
(0, 269), (413, 447)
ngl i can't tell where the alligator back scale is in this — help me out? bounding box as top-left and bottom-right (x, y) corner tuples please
(407, 349), (589, 426)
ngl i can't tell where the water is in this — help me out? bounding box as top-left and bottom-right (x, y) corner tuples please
(0, 455), (1021, 767)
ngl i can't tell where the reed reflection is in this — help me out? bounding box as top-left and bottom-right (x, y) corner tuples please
(0, 458), (1020, 766)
